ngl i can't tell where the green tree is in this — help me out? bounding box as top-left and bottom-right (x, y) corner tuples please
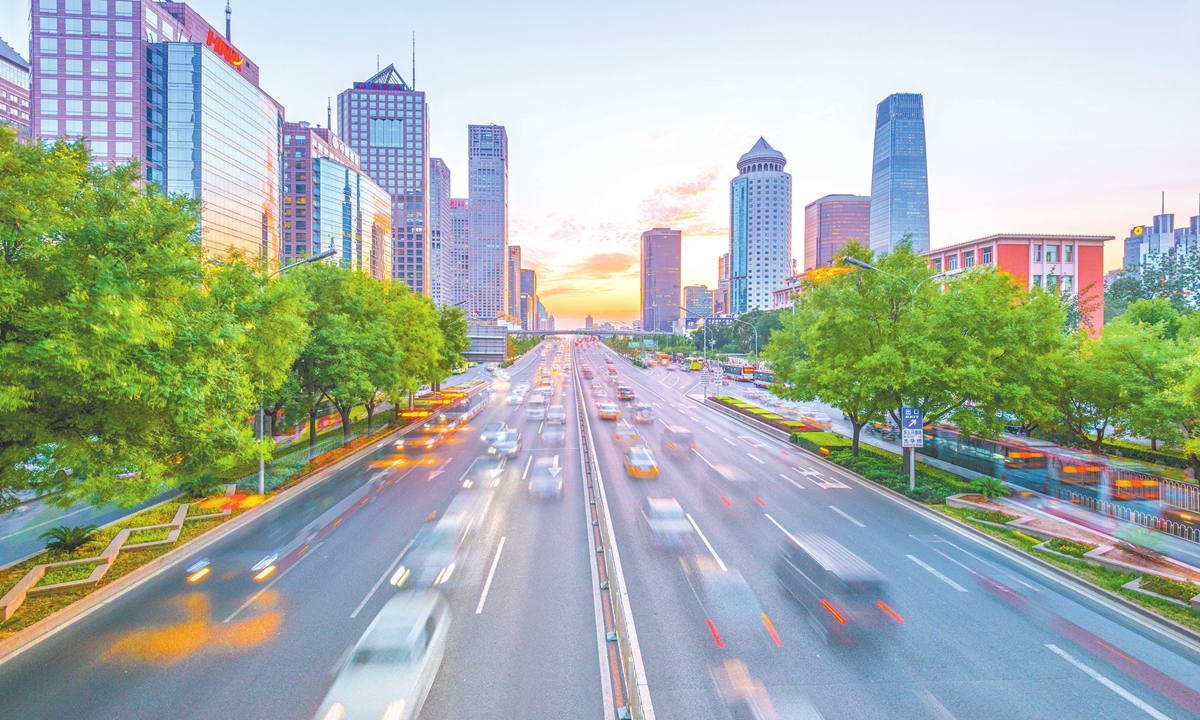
(435, 304), (470, 379)
(1105, 247), (1200, 321)
(0, 130), (262, 511)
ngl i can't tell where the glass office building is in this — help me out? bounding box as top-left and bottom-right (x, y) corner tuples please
(870, 93), (930, 255)
(728, 138), (792, 313)
(165, 42), (282, 260)
(311, 157), (393, 281)
(804, 194), (871, 270)
(468, 124), (509, 321)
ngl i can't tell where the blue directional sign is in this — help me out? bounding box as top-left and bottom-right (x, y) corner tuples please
(901, 406), (924, 448)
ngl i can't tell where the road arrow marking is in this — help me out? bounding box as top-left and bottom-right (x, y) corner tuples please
(550, 455), (562, 478)
(428, 469), (444, 481)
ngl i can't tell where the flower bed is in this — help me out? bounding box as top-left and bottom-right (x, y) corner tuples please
(790, 432), (973, 504)
(709, 396), (817, 434)
(971, 510), (1020, 525)
(1140, 574), (1200, 603)
(1045, 537), (1098, 558)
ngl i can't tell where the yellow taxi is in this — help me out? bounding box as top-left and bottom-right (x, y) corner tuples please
(624, 445), (660, 478)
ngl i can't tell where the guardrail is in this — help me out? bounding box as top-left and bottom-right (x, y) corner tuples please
(573, 346), (651, 720)
(1053, 489), (1200, 544)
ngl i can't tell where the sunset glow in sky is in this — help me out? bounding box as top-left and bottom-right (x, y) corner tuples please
(6, 0), (1199, 328)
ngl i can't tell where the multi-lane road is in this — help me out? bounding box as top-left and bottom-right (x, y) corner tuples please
(4, 338), (1200, 720)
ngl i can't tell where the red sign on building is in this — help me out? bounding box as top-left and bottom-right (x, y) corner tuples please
(206, 29), (245, 72)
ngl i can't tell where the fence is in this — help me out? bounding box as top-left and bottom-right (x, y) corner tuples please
(1054, 489), (1200, 545)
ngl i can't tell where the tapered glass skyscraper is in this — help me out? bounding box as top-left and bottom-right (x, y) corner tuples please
(869, 93), (930, 255)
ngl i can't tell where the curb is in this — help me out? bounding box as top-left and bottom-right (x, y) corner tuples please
(0, 391), (488, 667)
(703, 402), (1200, 651)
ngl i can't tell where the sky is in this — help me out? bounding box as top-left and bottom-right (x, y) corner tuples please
(4, 0), (1200, 329)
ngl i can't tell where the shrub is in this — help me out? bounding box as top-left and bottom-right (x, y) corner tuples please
(40, 524), (100, 554)
(1102, 439), (1187, 470)
(972, 477), (1009, 499)
(1140, 574), (1200, 602)
(1045, 537), (1098, 558)
(178, 475), (226, 499)
(970, 510), (1019, 525)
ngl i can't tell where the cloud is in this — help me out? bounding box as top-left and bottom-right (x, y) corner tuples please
(639, 168), (726, 235)
(569, 252), (638, 278)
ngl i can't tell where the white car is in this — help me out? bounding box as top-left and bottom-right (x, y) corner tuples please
(313, 591), (451, 720)
(505, 393), (523, 406)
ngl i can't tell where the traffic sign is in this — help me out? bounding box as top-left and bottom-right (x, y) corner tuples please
(699, 371), (711, 386)
(901, 406), (923, 447)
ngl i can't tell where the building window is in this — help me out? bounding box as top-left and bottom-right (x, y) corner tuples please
(1032, 275), (1042, 287)
(1062, 275), (1074, 293)
(66, 39), (84, 56)
(981, 246), (992, 264)
(91, 0), (108, 13)
(962, 250), (974, 267)
(1046, 274), (1058, 291)
(40, 0), (56, 11)
(41, 58), (59, 75)
(1064, 245), (1073, 262)
(115, 141), (131, 157)
(65, 99), (83, 115)
(115, 41), (132, 57)
(946, 254), (957, 271)
(66, 59), (84, 75)
(115, 61), (132, 77)
(67, 79), (84, 95)
(66, 0), (82, 11)
(90, 80), (107, 95)
(66, 19), (84, 35)
(40, 38), (58, 54)
(1033, 244), (1042, 261)
(90, 20), (107, 36)
(40, 98), (58, 115)
(90, 120), (107, 136)
(65, 119), (82, 134)
(40, 78), (59, 94)
(90, 60), (107, 75)
(40, 18), (58, 34)
(115, 81), (131, 97)
(1046, 245), (1059, 263)
(115, 0), (131, 15)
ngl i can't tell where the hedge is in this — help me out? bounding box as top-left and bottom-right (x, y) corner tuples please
(1101, 439), (1190, 471)
(790, 432), (973, 503)
(709, 396), (818, 434)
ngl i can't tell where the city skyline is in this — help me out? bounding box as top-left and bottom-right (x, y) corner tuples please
(6, 0), (1194, 326)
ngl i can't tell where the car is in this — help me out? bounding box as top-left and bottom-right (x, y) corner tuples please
(590, 381), (604, 392)
(505, 393), (523, 406)
(582, 368), (594, 379)
(541, 424), (566, 445)
(527, 457), (564, 499)
(693, 556), (766, 652)
(312, 590), (451, 720)
(488, 430), (521, 457)
(598, 402), (621, 420)
(461, 456), (506, 489)
(593, 390), (609, 405)
(662, 425), (696, 457)
(607, 366), (618, 376)
(665, 364), (676, 371)
(479, 422), (508, 443)
(605, 357), (614, 364)
(420, 416), (451, 434)
(395, 432), (446, 453)
(546, 405), (567, 425)
(803, 411), (834, 429)
(641, 497), (696, 547)
(624, 445), (659, 477)
(616, 386), (635, 401)
(614, 425), (640, 442)
(514, 381), (530, 393)
(526, 398), (546, 421)
(484, 362), (498, 372)
(400, 493), (490, 588)
(775, 532), (895, 645)
(633, 403), (655, 423)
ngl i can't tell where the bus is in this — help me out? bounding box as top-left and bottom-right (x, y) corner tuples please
(721, 363), (756, 382)
(752, 369), (776, 388)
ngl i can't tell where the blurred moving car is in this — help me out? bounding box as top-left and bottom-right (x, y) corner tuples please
(505, 392), (523, 406)
(775, 532), (895, 644)
(624, 445), (660, 477)
(641, 497), (695, 546)
(527, 457), (564, 499)
(488, 430), (522, 457)
(541, 424), (566, 445)
(479, 422), (508, 443)
(607, 366), (618, 376)
(598, 402), (621, 420)
(662, 425), (696, 457)
(313, 590), (451, 720)
(526, 397), (546, 421)
(514, 381), (530, 394)
(395, 432), (446, 454)
(484, 362), (498, 372)
(546, 405), (567, 424)
(461, 456), (505, 489)
(801, 411), (833, 429)
(401, 493), (489, 588)
(693, 556), (768, 652)
(633, 403), (655, 423)
(614, 426), (639, 442)
(616, 386), (636, 401)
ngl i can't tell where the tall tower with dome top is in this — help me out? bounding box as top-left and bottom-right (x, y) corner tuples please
(729, 138), (793, 313)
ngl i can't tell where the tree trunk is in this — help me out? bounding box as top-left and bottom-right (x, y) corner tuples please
(340, 406), (353, 442)
(366, 402), (375, 435)
(1150, 438), (1157, 451)
(409, 391), (415, 411)
(308, 407), (318, 451)
(851, 421), (863, 457)
(1089, 430), (1105, 455)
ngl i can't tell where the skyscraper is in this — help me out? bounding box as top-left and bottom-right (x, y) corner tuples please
(428, 158), (452, 305)
(507, 246), (522, 318)
(337, 65), (429, 294)
(449, 198), (469, 306)
(519, 268), (537, 330)
(804, 194), (871, 270)
(870, 93), (930, 255)
(728, 138), (793, 313)
(640, 227), (682, 333)
(715, 253), (730, 314)
(467, 124), (508, 321)
(0, 37), (30, 141)
(1124, 205), (1199, 270)
(684, 285), (714, 318)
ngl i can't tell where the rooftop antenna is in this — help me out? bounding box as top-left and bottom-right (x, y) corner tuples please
(225, 0), (231, 41)
(412, 32), (416, 89)
(1161, 191), (1165, 215)
(327, 97), (331, 132)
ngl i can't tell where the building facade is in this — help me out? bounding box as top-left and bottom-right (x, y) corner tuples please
(428, 157), (452, 304)
(467, 124), (508, 321)
(0, 37), (30, 141)
(1124, 211), (1199, 270)
(336, 65), (428, 294)
(585, 314), (593, 329)
(729, 138), (792, 313)
(925, 233), (1111, 333)
(310, 156), (392, 281)
(640, 227), (681, 333)
(715, 252), (730, 314)
(281, 121), (361, 260)
(448, 198), (469, 307)
(163, 40), (282, 262)
(519, 268), (537, 330)
(870, 93), (930, 255)
(684, 285), (714, 318)
(507, 245), (522, 318)
(804, 194), (870, 271)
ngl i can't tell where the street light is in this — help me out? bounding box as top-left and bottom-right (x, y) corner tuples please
(839, 256), (966, 491)
(681, 306), (759, 366)
(210, 246), (338, 495)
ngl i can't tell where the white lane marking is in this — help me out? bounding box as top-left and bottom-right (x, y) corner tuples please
(914, 688), (959, 720)
(225, 541), (323, 623)
(747, 453), (765, 465)
(539, 421), (544, 433)
(765, 513), (800, 544)
(704, 426), (714, 433)
(1045, 644), (1171, 720)
(522, 455), (533, 480)
(738, 436), (766, 448)
(906, 554), (968, 592)
(686, 513), (727, 572)
(829, 505), (865, 527)
(690, 415), (701, 423)
(350, 535), (417, 618)
(781, 474), (805, 490)
(653, 402), (662, 408)
(475, 536), (507, 614)
(692, 448), (718, 470)
(723, 437), (736, 446)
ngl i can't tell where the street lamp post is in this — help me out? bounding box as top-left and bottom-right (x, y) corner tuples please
(211, 247), (337, 495)
(840, 256), (964, 491)
(680, 307), (759, 365)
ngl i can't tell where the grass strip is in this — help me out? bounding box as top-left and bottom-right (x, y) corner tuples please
(35, 563), (97, 588)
